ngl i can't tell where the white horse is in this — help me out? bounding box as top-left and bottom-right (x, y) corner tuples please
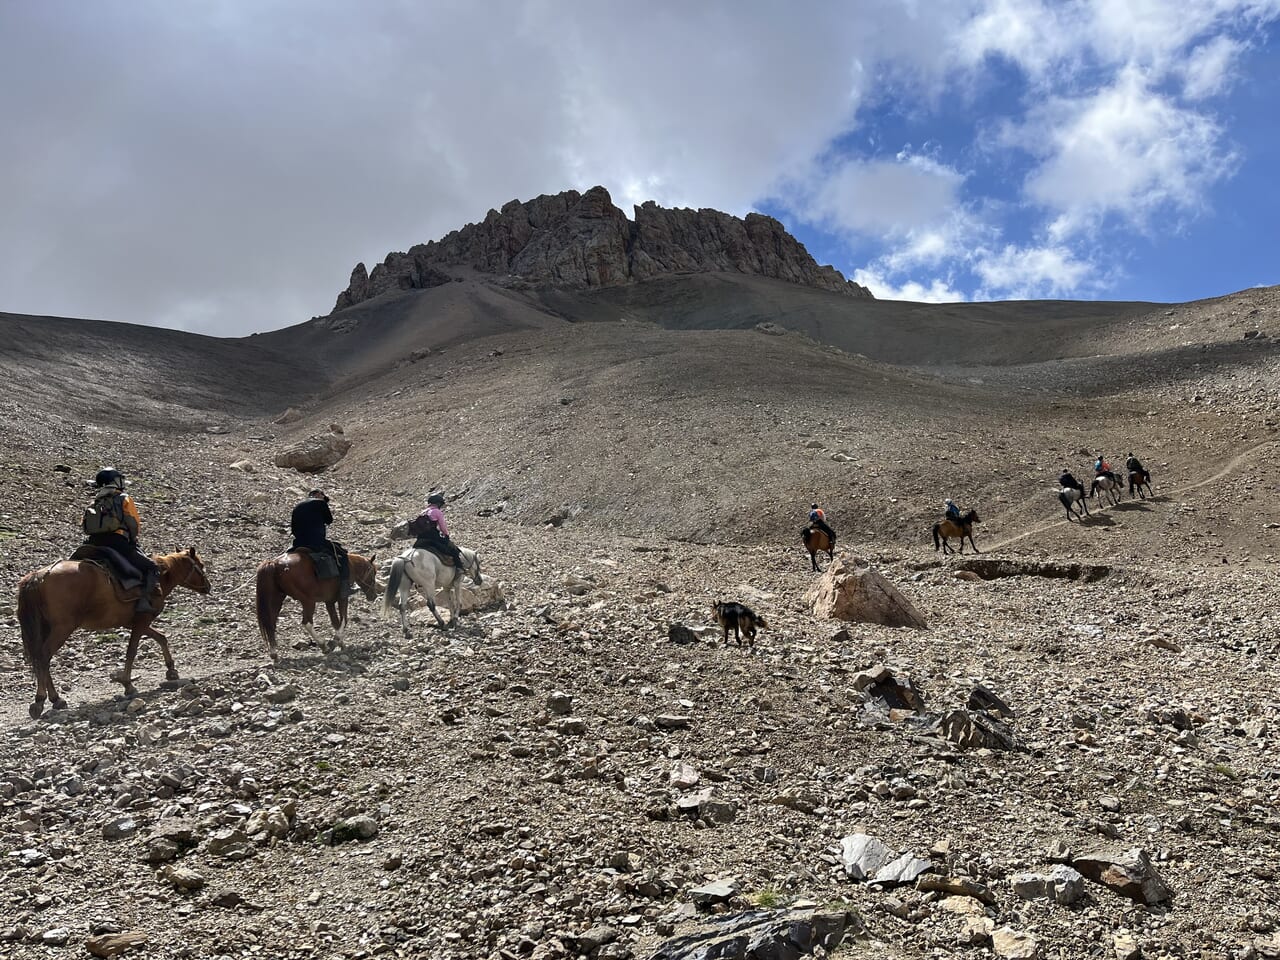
(380, 547), (482, 636)
(1058, 486), (1089, 521)
(1090, 474), (1123, 506)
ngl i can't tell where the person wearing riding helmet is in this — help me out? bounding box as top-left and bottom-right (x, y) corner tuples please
(1093, 455), (1115, 481)
(290, 488), (351, 594)
(409, 492), (465, 573)
(1059, 469), (1084, 494)
(807, 503), (836, 542)
(83, 468), (160, 612)
(1125, 452), (1145, 475)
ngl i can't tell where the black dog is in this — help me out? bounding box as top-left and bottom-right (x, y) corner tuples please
(712, 601), (767, 647)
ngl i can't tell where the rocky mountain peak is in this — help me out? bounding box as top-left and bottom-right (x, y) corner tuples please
(330, 186), (872, 312)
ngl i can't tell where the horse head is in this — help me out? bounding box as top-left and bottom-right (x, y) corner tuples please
(964, 509), (980, 525)
(167, 547), (212, 595)
(465, 550), (483, 585)
(351, 553), (381, 600)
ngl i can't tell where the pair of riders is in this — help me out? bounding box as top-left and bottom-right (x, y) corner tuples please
(1061, 452), (1145, 492)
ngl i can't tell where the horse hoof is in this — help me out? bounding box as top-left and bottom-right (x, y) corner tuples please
(123, 687), (137, 699)
(29, 702), (43, 720)
(52, 698), (68, 711)
(165, 669), (180, 682)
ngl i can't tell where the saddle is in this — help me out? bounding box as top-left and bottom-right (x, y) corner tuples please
(417, 543), (457, 567)
(70, 545), (152, 605)
(289, 546), (342, 580)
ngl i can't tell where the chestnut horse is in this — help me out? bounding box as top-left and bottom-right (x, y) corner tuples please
(254, 550), (379, 662)
(801, 526), (834, 572)
(932, 510), (980, 555)
(1128, 469), (1153, 499)
(16, 548), (212, 719)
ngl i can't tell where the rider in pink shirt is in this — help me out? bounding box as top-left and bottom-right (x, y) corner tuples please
(409, 493), (464, 569)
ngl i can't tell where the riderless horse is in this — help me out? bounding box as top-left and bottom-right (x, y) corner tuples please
(932, 509), (980, 555)
(255, 550), (380, 662)
(17, 548), (211, 719)
(381, 546), (483, 637)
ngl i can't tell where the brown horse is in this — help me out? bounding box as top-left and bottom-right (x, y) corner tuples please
(1128, 469), (1153, 499)
(802, 526), (834, 571)
(254, 550), (379, 662)
(16, 548), (212, 719)
(932, 510), (980, 555)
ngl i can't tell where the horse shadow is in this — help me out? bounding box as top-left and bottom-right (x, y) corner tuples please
(1113, 501), (1152, 512)
(1078, 513), (1117, 527)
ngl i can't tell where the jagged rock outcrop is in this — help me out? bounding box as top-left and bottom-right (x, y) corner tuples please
(330, 186), (873, 312)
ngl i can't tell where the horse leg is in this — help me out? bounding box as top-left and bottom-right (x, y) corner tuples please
(143, 625), (179, 682)
(301, 602), (322, 651)
(326, 599), (345, 649)
(111, 623), (145, 698)
(969, 532), (980, 553)
(424, 592), (447, 630)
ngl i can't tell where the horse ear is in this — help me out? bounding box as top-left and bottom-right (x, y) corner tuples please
(370, 553), (377, 564)
(188, 547), (196, 557)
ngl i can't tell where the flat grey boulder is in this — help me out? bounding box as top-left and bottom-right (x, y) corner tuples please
(651, 907), (862, 960)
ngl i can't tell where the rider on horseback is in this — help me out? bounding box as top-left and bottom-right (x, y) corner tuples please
(82, 468), (160, 612)
(290, 489), (351, 596)
(1093, 455), (1116, 482)
(944, 498), (963, 524)
(1059, 469), (1084, 494)
(1125, 452), (1145, 475)
(808, 503), (836, 543)
(409, 493), (466, 575)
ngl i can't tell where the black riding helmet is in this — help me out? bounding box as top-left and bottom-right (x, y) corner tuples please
(427, 493), (446, 507)
(95, 468), (126, 489)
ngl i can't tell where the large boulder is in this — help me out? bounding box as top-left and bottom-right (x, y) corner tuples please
(652, 908), (862, 960)
(803, 559), (927, 629)
(273, 429), (352, 473)
(1072, 847), (1173, 904)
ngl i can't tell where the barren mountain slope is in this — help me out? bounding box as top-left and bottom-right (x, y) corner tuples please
(1, 282), (1278, 960)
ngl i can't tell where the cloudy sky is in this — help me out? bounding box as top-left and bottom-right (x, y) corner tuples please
(2, 0), (1277, 335)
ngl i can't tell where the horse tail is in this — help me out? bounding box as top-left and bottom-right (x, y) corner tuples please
(17, 575), (50, 668)
(255, 562), (278, 643)
(931, 523), (941, 551)
(381, 557), (406, 620)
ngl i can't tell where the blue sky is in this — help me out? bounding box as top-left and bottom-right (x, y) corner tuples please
(1, 0), (1277, 333)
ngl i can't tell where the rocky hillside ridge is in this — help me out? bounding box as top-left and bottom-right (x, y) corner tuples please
(330, 186), (872, 312)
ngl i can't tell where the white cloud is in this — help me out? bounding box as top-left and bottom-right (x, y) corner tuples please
(853, 267), (967, 302)
(1181, 34), (1243, 98)
(973, 243), (1095, 298)
(1006, 67), (1235, 238)
(798, 152), (965, 236)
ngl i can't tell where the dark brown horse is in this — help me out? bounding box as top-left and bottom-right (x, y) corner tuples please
(932, 510), (980, 555)
(801, 526), (834, 571)
(1128, 469), (1153, 499)
(255, 551), (379, 662)
(16, 548), (212, 719)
